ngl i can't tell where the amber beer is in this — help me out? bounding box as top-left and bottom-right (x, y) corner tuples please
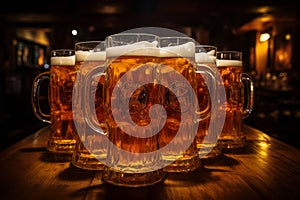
(195, 45), (222, 158)
(32, 49), (77, 155)
(86, 33), (166, 187)
(158, 37), (201, 172)
(216, 51), (254, 149)
(72, 41), (107, 170)
(104, 55), (160, 155)
(48, 50), (77, 153)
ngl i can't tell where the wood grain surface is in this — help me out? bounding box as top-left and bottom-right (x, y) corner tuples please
(0, 125), (299, 200)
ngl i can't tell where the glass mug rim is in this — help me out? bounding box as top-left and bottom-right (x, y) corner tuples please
(160, 36), (196, 46)
(108, 32), (159, 36)
(75, 40), (103, 45)
(216, 50), (242, 56)
(195, 45), (217, 56)
(216, 50), (241, 53)
(160, 36), (195, 39)
(75, 41), (106, 51)
(51, 49), (75, 56)
(105, 33), (160, 57)
(106, 33), (160, 43)
(195, 44), (217, 48)
(51, 49), (75, 52)
(216, 50), (242, 61)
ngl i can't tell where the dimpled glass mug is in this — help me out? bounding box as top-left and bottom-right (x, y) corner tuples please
(32, 49), (77, 155)
(195, 45), (222, 159)
(216, 51), (254, 149)
(157, 37), (209, 172)
(83, 33), (166, 187)
(72, 41), (107, 170)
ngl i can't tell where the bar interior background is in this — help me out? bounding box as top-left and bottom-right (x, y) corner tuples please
(0, 0), (300, 150)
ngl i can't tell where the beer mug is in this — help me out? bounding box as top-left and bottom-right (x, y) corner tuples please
(158, 37), (206, 172)
(195, 45), (222, 159)
(83, 33), (166, 186)
(32, 49), (76, 155)
(72, 41), (107, 170)
(216, 51), (254, 149)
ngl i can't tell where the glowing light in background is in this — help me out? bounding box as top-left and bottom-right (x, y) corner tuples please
(72, 29), (78, 36)
(259, 33), (270, 42)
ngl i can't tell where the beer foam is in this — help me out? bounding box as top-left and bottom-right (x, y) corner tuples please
(207, 49), (216, 56)
(159, 42), (195, 57)
(76, 51), (106, 61)
(106, 41), (159, 57)
(216, 59), (242, 67)
(195, 52), (216, 63)
(51, 55), (75, 66)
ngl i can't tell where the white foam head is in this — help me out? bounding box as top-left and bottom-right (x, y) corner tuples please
(76, 51), (106, 62)
(106, 41), (159, 57)
(51, 55), (75, 66)
(195, 52), (216, 63)
(216, 59), (242, 67)
(159, 42), (195, 57)
(207, 49), (216, 56)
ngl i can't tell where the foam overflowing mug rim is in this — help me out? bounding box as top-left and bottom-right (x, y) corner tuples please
(159, 41), (195, 57)
(195, 53), (216, 64)
(106, 41), (159, 57)
(76, 51), (106, 61)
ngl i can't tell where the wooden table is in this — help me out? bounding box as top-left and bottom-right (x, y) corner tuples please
(1, 124), (299, 200)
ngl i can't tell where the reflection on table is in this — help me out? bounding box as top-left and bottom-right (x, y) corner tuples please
(0, 125), (299, 199)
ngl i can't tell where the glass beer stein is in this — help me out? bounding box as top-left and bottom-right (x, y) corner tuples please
(72, 41), (107, 170)
(216, 51), (254, 149)
(83, 33), (166, 186)
(158, 37), (213, 172)
(195, 45), (222, 159)
(32, 49), (77, 155)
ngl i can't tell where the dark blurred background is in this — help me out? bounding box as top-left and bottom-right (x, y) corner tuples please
(1, 0), (300, 151)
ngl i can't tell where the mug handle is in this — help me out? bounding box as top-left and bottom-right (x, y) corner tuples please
(82, 65), (107, 136)
(195, 64), (217, 121)
(31, 71), (51, 123)
(242, 73), (254, 119)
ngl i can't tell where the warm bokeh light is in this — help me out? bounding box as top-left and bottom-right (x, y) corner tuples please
(259, 33), (270, 42)
(285, 33), (291, 40)
(72, 29), (78, 36)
